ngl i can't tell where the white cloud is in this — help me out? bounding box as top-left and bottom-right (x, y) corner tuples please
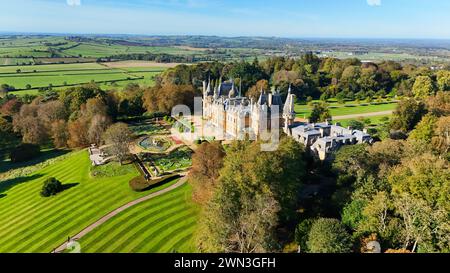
(67, 0), (81, 6)
(367, 0), (381, 6)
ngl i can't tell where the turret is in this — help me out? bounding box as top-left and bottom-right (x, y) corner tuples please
(257, 88), (267, 105)
(283, 85), (296, 132)
(202, 81), (207, 95)
(213, 86), (218, 99)
(229, 81), (236, 98)
(205, 80), (212, 96)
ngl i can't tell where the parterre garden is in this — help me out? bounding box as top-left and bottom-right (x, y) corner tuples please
(152, 147), (193, 173)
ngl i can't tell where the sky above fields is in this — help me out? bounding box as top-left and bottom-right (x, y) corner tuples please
(1, 0), (450, 39)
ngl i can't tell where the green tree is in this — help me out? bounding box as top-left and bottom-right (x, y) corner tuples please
(412, 76), (434, 98)
(40, 177), (63, 197)
(197, 138), (306, 252)
(332, 144), (372, 179)
(309, 102), (331, 123)
(295, 219), (314, 253)
(341, 199), (367, 231)
(307, 218), (353, 253)
(390, 99), (427, 132)
(347, 120), (365, 130)
(436, 70), (450, 91)
(409, 114), (437, 142)
(387, 153), (449, 209)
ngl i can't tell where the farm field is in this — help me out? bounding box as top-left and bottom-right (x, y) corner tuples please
(61, 43), (205, 58)
(0, 150), (186, 253)
(77, 182), (199, 253)
(318, 51), (449, 63)
(1, 62), (167, 95)
(295, 101), (398, 118)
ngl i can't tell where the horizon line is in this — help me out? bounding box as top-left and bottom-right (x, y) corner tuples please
(1, 30), (450, 41)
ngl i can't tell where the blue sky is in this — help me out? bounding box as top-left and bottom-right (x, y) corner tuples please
(1, 0), (450, 39)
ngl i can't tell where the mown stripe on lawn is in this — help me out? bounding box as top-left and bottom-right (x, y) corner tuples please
(82, 193), (186, 252)
(128, 210), (198, 253)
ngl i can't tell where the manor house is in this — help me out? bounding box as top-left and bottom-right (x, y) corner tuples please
(201, 79), (372, 160)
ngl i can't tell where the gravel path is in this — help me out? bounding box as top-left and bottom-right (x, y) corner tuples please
(53, 176), (188, 253)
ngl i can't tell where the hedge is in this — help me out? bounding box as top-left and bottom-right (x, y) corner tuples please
(129, 173), (180, 192)
(9, 143), (40, 163)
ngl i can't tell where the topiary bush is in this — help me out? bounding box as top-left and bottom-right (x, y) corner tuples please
(40, 177), (63, 197)
(9, 143), (40, 163)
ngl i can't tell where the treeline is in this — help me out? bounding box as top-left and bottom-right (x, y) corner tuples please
(0, 83), (145, 153)
(156, 54), (450, 102)
(100, 53), (216, 64)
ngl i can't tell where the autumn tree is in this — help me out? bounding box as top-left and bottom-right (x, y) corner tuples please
(189, 141), (226, 204)
(103, 123), (134, 165)
(247, 79), (269, 101)
(426, 91), (450, 117)
(67, 118), (90, 148)
(143, 83), (198, 114)
(0, 98), (22, 117)
(12, 104), (48, 145)
(88, 114), (112, 145)
(51, 119), (69, 148)
(432, 116), (450, 156)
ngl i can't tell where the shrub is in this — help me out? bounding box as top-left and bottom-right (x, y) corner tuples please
(347, 120), (364, 130)
(9, 143), (41, 163)
(129, 173), (180, 192)
(40, 177), (63, 197)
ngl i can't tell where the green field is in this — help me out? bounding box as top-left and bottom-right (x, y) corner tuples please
(0, 150), (196, 253)
(318, 51), (449, 63)
(0, 62), (165, 95)
(77, 183), (199, 253)
(295, 101), (398, 118)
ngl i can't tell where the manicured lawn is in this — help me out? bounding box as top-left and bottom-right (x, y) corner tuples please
(336, 115), (391, 127)
(77, 182), (199, 253)
(0, 150), (184, 253)
(295, 101), (398, 118)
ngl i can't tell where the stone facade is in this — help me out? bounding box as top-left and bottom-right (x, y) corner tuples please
(202, 79), (373, 160)
(202, 79), (294, 139)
